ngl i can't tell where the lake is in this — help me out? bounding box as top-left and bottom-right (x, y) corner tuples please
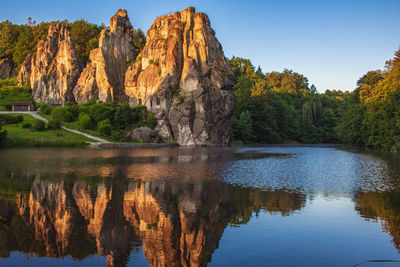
(0, 145), (399, 266)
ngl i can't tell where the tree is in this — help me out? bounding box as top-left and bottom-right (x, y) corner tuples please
(98, 119), (112, 136)
(132, 29), (146, 55)
(69, 20), (103, 65)
(13, 26), (35, 67)
(0, 20), (19, 60)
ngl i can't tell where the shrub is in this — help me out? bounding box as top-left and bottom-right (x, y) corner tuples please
(48, 119), (61, 129)
(98, 119), (112, 136)
(65, 104), (79, 120)
(51, 108), (64, 125)
(111, 131), (123, 141)
(0, 115), (23, 124)
(62, 109), (74, 122)
(78, 113), (94, 130)
(40, 104), (52, 115)
(5, 104), (12, 111)
(21, 122), (32, 129)
(0, 126), (7, 147)
(89, 103), (115, 123)
(32, 120), (45, 131)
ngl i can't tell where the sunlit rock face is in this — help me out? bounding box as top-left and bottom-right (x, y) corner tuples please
(17, 23), (82, 104)
(73, 9), (136, 103)
(125, 7), (235, 146)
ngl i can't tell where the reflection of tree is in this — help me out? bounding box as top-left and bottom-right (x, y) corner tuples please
(230, 187), (306, 226)
(355, 191), (400, 250)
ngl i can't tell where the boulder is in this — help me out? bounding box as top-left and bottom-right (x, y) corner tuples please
(125, 7), (235, 146)
(0, 58), (16, 79)
(17, 23), (82, 104)
(125, 127), (159, 143)
(73, 9), (136, 103)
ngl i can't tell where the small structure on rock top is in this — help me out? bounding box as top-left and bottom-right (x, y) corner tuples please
(12, 102), (35, 112)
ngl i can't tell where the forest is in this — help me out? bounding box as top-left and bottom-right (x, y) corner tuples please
(229, 49), (400, 151)
(0, 18), (399, 150)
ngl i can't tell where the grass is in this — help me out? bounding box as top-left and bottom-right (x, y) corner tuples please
(0, 77), (33, 111)
(2, 114), (93, 147)
(39, 113), (147, 144)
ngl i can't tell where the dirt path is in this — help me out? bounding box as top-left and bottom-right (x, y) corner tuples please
(0, 111), (110, 143)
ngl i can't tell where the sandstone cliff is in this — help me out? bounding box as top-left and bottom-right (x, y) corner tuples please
(17, 23), (82, 104)
(0, 58), (16, 79)
(73, 9), (136, 103)
(125, 7), (235, 146)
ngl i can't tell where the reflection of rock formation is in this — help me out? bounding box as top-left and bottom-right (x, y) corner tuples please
(355, 191), (400, 251)
(123, 179), (233, 267)
(17, 180), (96, 259)
(2, 175), (307, 266)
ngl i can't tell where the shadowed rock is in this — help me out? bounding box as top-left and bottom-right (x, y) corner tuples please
(0, 58), (16, 79)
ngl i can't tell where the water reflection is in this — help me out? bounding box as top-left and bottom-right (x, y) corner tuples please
(0, 148), (305, 266)
(0, 146), (399, 266)
(354, 190), (400, 250)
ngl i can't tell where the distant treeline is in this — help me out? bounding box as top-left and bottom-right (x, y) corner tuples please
(0, 18), (145, 68)
(229, 48), (400, 151)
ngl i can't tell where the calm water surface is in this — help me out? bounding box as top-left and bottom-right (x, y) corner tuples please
(0, 145), (399, 266)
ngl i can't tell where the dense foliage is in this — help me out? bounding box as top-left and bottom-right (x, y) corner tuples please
(229, 57), (345, 144)
(0, 18), (146, 70)
(41, 102), (157, 140)
(336, 49), (400, 150)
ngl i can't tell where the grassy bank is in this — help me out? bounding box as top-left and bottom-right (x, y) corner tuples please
(2, 114), (93, 147)
(0, 78), (33, 111)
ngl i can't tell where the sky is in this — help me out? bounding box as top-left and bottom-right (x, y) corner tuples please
(1, 0), (400, 92)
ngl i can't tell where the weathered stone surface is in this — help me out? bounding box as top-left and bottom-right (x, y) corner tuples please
(0, 58), (16, 79)
(73, 9), (136, 103)
(125, 126), (159, 143)
(17, 23), (82, 104)
(125, 7), (235, 146)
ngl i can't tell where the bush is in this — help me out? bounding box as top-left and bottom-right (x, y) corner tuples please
(51, 108), (64, 125)
(32, 120), (45, 131)
(21, 122), (32, 129)
(0, 115), (23, 124)
(5, 104), (12, 111)
(62, 109), (74, 122)
(48, 119), (61, 129)
(98, 119), (112, 136)
(0, 127), (7, 147)
(40, 104), (52, 115)
(89, 103), (115, 123)
(78, 113), (94, 130)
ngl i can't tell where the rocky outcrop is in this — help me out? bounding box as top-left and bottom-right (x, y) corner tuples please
(0, 58), (16, 79)
(125, 7), (235, 146)
(17, 23), (82, 104)
(73, 9), (136, 103)
(125, 126), (159, 143)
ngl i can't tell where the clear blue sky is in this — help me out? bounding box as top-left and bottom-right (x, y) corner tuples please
(1, 0), (399, 92)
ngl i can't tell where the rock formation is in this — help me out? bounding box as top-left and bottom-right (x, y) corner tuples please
(0, 58), (16, 79)
(125, 126), (159, 143)
(17, 23), (82, 104)
(125, 7), (235, 146)
(73, 9), (136, 103)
